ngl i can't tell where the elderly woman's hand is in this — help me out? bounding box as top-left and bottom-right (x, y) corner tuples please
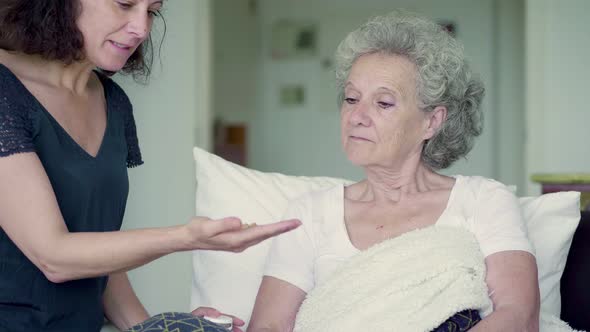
(183, 217), (301, 253)
(191, 306), (246, 332)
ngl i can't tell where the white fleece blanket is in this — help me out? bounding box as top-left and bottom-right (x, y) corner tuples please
(293, 226), (581, 332)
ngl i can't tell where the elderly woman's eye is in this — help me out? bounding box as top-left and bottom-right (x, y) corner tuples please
(117, 1), (132, 9)
(344, 97), (358, 104)
(148, 9), (161, 17)
(378, 101), (394, 109)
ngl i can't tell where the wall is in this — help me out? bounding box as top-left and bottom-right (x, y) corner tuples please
(525, 0), (590, 195)
(213, 0), (526, 189)
(108, 0), (212, 325)
(495, 0), (526, 193)
(212, 0), (260, 125)
(255, 0), (499, 181)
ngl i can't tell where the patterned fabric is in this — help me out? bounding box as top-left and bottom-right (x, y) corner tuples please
(431, 309), (482, 332)
(0, 65), (37, 157)
(125, 312), (230, 332)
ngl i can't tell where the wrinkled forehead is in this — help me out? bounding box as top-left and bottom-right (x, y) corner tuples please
(347, 53), (418, 94)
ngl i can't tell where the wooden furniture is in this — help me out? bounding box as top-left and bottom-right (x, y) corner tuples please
(213, 123), (247, 166)
(531, 173), (590, 211)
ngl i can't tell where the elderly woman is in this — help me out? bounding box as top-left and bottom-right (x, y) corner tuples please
(0, 1), (300, 331)
(248, 11), (539, 332)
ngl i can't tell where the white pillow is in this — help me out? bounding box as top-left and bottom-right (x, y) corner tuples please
(520, 192), (580, 315)
(191, 147), (580, 326)
(191, 147), (350, 326)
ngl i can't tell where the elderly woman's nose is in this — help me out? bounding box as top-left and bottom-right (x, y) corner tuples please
(349, 103), (372, 126)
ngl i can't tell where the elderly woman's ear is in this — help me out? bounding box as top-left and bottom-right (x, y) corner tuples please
(423, 106), (448, 140)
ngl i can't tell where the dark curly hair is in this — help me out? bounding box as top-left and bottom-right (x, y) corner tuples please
(0, 0), (165, 81)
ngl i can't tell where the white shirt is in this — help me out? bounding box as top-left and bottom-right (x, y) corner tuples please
(263, 175), (533, 294)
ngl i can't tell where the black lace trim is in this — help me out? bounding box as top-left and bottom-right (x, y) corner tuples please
(100, 73), (144, 168)
(0, 96), (36, 157)
(125, 110), (144, 168)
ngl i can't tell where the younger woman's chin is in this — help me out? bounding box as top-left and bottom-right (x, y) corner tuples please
(96, 64), (125, 72)
(91, 58), (128, 72)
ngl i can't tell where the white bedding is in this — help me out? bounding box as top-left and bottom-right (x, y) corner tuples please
(294, 226), (579, 332)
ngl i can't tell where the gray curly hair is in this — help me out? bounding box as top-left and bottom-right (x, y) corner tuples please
(334, 11), (484, 170)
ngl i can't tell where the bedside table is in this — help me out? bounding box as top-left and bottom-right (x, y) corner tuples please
(531, 173), (590, 211)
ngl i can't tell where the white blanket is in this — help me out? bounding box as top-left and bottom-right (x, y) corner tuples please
(294, 226), (581, 332)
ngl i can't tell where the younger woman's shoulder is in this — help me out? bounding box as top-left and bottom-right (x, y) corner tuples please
(93, 72), (144, 167)
(0, 63), (27, 102)
(0, 63), (38, 118)
(94, 71), (132, 109)
(0, 64), (37, 157)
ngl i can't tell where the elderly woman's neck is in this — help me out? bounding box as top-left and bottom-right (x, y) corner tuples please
(361, 163), (447, 203)
(0, 50), (96, 95)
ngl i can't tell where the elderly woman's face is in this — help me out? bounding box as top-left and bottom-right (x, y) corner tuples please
(341, 53), (431, 169)
(76, 0), (163, 70)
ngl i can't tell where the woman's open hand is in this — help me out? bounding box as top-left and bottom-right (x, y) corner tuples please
(183, 217), (301, 252)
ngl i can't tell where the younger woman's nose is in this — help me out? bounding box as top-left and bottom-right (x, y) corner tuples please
(127, 12), (151, 39)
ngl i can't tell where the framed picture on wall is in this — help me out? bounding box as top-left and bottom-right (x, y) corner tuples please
(270, 19), (317, 59)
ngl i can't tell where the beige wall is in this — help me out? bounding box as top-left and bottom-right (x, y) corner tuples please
(525, 0), (590, 195)
(213, 0), (526, 190)
(109, 0), (212, 326)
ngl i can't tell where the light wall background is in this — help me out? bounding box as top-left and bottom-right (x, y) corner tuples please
(103, 1), (211, 330)
(103, 0), (589, 330)
(214, 0), (527, 191)
(525, 0), (590, 195)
